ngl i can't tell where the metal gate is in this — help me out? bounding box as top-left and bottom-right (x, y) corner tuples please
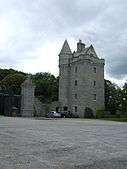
(0, 93), (21, 117)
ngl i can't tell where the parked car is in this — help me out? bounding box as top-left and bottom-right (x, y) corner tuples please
(46, 111), (61, 118)
(60, 111), (73, 118)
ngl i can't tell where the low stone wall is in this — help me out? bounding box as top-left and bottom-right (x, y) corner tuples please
(50, 101), (59, 111)
(34, 98), (59, 117)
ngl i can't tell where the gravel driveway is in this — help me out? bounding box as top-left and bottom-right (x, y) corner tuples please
(0, 117), (127, 169)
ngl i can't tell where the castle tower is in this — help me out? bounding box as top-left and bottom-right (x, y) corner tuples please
(59, 40), (72, 112)
(59, 40), (105, 117)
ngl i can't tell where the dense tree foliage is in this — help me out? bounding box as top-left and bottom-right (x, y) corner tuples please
(0, 69), (26, 94)
(105, 80), (122, 114)
(32, 72), (58, 103)
(0, 69), (58, 102)
(0, 73), (26, 94)
(122, 82), (127, 113)
(0, 68), (26, 81)
(105, 80), (127, 115)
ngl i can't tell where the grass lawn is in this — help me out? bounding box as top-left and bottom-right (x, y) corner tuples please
(102, 117), (127, 122)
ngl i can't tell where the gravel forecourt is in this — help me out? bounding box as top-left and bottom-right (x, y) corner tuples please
(0, 117), (127, 169)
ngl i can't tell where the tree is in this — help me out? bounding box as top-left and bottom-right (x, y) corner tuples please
(122, 81), (127, 113)
(105, 80), (122, 114)
(0, 68), (26, 81)
(32, 72), (58, 103)
(0, 73), (26, 94)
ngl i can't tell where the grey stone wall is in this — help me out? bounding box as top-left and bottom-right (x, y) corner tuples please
(34, 98), (59, 117)
(34, 98), (46, 117)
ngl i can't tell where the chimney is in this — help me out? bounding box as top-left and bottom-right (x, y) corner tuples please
(77, 40), (85, 52)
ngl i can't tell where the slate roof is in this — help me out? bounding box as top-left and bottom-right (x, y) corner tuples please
(59, 40), (72, 55)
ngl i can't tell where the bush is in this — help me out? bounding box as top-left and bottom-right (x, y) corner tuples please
(115, 110), (121, 118)
(84, 107), (94, 118)
(96, 108), (105, 118)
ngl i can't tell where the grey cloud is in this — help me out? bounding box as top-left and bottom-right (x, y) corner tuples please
(0, 0), (127, 83)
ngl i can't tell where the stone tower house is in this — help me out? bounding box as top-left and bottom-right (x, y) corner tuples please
(59, 40), (105, 117)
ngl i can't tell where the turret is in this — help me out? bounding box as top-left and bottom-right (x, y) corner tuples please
(59, 40), (72, 65)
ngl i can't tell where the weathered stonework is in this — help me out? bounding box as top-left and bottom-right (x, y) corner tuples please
(21, 76), (35, 117)
(59, 40), (105, 117)
(34, 98), (59, 117)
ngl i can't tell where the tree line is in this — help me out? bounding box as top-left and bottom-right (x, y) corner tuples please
(0, 69), (58, 102)
(0, 68), (126, 115)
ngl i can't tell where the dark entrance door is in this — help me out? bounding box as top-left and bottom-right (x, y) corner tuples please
(56, 107), (59, 112)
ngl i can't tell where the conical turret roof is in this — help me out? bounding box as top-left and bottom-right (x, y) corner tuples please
(59, 40), (72, 55)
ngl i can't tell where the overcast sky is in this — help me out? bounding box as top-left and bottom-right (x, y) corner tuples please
(0, 0), (127, 86)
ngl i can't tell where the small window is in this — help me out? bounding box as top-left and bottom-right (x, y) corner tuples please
(94, 80), (96, 86)
(75, 106), (77, 112)
(75, 80), (77, 86)
(75, 66), (77, 73)
(75, 94), (77, 99)
(93, 94), (96, 101)
(63, 106), (68, 111)
(94, 67), (96, 73)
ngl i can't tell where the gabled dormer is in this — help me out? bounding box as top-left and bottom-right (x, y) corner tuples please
(86, 45), (98, 58)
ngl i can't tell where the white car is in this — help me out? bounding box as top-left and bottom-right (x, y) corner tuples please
(46, 111), (61, 118)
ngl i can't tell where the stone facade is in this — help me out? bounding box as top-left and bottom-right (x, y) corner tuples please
(59, 40), (105, 117)
(21, 76), (35, 117)
(34, 98), (59, 117)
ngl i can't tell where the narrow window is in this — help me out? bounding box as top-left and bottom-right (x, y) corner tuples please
(75, 66), (77, 73)
(93, 94), (96, 101)
(75, 106), (77, 112)
(63, 106), (68, 111)
(75, 93), (77, 99)
(75, 80), (77, 86)
(94, 80), (96, 86)
(94, 67), (96, 73)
